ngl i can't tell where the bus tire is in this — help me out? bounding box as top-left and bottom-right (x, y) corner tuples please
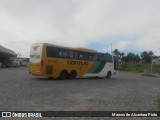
(68, 70), (77, 79)
(106, 71), (111, 78)
(59, 70), (68, 79)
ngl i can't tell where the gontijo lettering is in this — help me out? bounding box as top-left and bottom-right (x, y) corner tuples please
(67, 60), (88, 65)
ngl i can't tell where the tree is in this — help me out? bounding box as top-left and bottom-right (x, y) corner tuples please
(113, 49), (120, 59)
(141, 51), (153, 63)
(112, 49), (141, 63)
(127, 53), (135, 62)
(148, 51), (154, 57)
(135, 54), (140, 63)
(112, 49), (125, 61)
(120, 52), (125, 61)
(122, 52), (140, 63)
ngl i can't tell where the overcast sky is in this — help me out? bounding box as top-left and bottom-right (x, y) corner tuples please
(0, 0), (160, 57)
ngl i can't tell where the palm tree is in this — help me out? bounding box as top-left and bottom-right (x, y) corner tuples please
(113, 49), (120, 59)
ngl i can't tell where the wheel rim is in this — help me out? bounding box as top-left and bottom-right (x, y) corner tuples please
(60, 71), (68, 79)
(69, 71), (77, 79)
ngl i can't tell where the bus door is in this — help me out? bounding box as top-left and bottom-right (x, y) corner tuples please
(114, 60), (118, 70)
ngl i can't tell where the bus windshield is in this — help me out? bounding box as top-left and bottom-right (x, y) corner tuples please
(30, 43), (43, 63)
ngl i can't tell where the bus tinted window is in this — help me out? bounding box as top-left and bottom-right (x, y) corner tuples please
(46, 46), (57, 57)
(46, 46), (97, 61)
(77, 52), (95, 60)
(46, 46), (69, 58)
(87, 53), (95, 60)
(73, 51), (78, 59)
(97, 53), (112, 62)
(58, 49), (69, 58)
(78, 52), (85, 59)
(69, 51), (74, 59)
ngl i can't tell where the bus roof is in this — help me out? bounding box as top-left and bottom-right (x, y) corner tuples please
(43, 43), (98, 53)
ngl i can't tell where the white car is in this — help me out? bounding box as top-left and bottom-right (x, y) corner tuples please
(8, 59), (19, 67)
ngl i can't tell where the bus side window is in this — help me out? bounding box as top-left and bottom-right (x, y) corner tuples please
(93, 54), (97, 61)
(97, 54), (101, 61)
(55, 48), (61, 57)
(103, 55), (107, 61)
(46, 46), (57, 57)
(73, 51), (78, 59)
(83, 54), (87, 60)
(97, 54), (105, 61)
(87, 54), (94, 60)
(105, 53), (112, 62)
(57, 49), (69, 58)
(59, 51), (62, 56)
(79, 53), (83, 59)
(62, 51), (68, 58)
(78, 52), (88, 60)
(89, 55), (93, 60)
(69, 51), (74, 59)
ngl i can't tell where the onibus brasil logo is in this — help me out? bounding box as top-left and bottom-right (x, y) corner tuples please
(1, 112), (42, 118)
(33, 46), (39, 51)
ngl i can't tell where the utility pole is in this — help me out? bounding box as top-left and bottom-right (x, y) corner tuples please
(111, 44), (113, 62)
(151, 48), (160, 74)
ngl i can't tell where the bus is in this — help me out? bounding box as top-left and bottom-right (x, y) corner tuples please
(29, 43), (118, 79)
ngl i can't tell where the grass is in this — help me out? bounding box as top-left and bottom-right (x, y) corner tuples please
(119, 62), (160, 73)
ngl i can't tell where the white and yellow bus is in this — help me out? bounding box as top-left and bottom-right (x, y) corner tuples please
(29, 43), (118, 79)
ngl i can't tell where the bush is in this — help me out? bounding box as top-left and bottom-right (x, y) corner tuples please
(119, 62), (160, 73)
(136, 64), (142, 67)
(120, 64), (127, 70)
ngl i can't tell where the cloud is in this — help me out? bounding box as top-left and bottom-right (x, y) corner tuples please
(0, 0), (160, 57)
(137, 29), (160, 52)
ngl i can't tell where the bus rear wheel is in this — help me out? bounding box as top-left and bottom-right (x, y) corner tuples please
(106, 71), (111, 78)
(59, 70), (68, 79)
(68, 70), (77, 79)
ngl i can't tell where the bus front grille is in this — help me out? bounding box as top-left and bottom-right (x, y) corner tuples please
(46, 66), (53, 75)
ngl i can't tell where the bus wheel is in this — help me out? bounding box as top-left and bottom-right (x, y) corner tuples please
(59, 70), (68, 79)
(106, 71), (111, 78)
(69, 70), (77, 79)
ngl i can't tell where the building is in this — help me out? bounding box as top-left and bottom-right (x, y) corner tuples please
(16, 58), (29, 66)
(0, 45), (16, 67)
(153, 58), (160, 66)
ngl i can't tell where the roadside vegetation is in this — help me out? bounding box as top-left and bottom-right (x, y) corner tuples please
(112, 49), (160, 75)
(119, 62), (160, 73)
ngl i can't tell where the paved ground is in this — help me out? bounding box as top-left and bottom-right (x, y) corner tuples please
(0, 67), (160, 120)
